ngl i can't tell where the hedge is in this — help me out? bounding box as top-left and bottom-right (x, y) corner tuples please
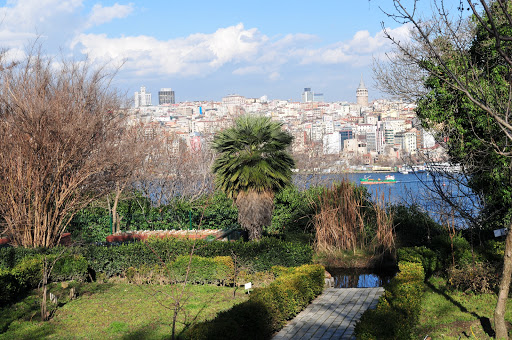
(0, 237), (313, 279)
(397, 246), (440, 279)
(0, 253), (88, 305)
(183, 264), (325, 340)
(354, 261), (425, 340)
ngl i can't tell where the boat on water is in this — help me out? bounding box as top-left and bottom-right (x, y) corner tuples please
(360, 175), (396, 185)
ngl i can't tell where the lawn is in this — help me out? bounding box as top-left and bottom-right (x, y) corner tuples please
(1, 282), (248, 339)
(416, 277), (512, 339)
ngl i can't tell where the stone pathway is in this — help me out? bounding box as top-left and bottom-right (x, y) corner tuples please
(272, 287), (384, 340)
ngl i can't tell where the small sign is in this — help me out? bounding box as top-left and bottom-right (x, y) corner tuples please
(494, 228), (508, 238)
(244, 282), (252, 290)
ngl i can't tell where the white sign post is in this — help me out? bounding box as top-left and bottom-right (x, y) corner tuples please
(244, 282), (252, 294)
(494, 228), (508, 238)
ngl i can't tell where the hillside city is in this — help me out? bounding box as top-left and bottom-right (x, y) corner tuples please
(130, 77), (443, 173)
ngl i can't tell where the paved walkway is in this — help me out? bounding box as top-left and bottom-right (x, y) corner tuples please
(272, 287), (384, 340)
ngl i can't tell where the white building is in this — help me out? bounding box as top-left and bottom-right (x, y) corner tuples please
(302, 88), (314, 103)
(323, 133), (342, 154)
(222, 94), (246, 106)
(134, 86), (152, 108)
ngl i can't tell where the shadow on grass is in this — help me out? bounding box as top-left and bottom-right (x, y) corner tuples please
(426, 281), (495, 338)
(120, 325), (161, 340)
(0, 319), (55, 340)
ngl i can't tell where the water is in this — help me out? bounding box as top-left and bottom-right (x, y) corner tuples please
(328, 267), (397, 288)
(294, 172), (433, 204)
(294, 171), (479, 227)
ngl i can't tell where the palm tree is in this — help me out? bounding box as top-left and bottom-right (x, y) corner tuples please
(211, 115), (295, 240)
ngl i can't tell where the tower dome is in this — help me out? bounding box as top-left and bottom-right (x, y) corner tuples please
(356, 74), (369, 107)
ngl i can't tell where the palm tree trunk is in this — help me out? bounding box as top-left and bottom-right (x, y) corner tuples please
(236, 190), (274, 241)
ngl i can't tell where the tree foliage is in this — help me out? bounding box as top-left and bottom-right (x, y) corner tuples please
(375, 1), (512, 337)
(211, 115), (295, 240)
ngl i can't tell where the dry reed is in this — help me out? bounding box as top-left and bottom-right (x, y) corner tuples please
(313, 180), (395, 259)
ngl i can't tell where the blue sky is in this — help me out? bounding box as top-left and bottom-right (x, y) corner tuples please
(0, 0), (447, 102)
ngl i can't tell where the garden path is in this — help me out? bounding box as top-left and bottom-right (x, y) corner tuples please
(272, 287), (384, 340)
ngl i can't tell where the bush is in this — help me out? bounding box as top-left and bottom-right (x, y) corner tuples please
(432, 233), (474, 268)
(183, 264), (325, 340)
(51, 254), (89, 282)
(355, 261), (425, 340)
(166, 255), (234, 285)
(397, 246), (440, 278)
(0, 267), (20, 305)
(392, 205), (442, 247)
(447, 262), (499, 293)
(269, 186), (321, 234)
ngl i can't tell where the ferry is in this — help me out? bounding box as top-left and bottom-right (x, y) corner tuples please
(360, 175), (396, 185)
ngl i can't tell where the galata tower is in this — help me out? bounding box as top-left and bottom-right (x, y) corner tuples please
(356, 74), (369, 107)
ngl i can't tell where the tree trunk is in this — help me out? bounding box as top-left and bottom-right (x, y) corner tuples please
(235, 190), (274, 241)
(41, 259), (48, 321)
(495, 223), (512, 339)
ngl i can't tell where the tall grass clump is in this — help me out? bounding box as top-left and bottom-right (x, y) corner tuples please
(313, 180), (395, 266)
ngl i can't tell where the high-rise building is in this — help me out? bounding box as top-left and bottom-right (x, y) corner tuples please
(302, 88), (314, 103)
(158, 88), (175, 105)
(134, 86), (152, 107)
(314, 93), (324, 102)
(356, 75), (369, 107)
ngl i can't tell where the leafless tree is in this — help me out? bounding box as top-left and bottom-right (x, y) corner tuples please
(375, 1), (512, 337)
(134, 129), (215, 209)
(0, 47), (129, 248)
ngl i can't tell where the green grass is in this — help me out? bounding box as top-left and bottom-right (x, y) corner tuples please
(416, 277), (512, 339)
(0, 282), (248, 339)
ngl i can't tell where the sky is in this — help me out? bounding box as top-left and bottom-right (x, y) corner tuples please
(0, 0), (452, 103)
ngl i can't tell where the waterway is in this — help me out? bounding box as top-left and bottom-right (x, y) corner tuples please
(293, 171), (479, 228)
(328, 267), (396, 288)
(294, 171), (436, 204)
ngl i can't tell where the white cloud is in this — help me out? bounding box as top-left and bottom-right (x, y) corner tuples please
(86, 3), (134, 28)
(71, 23), (412, 80)
(298, 25), (411, 65)
(0, 0), (82, 32)
(72, 23), (270, 77)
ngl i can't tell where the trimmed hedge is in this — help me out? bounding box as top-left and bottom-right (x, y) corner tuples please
(183, 264), (325, 340)
(354, 261), (425, 340)
(0, 237), (312, 278)
(397, 246), (440, 279)
(167, 255), (234, 285)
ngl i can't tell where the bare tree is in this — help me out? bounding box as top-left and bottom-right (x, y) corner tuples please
(0, 47), (129, 248)
(135, 129), (215, 210)
(375, 1), (512, 337)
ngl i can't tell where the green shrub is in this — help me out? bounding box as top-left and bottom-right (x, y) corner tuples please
(392, 205), (442, 247)
(51, 254), (89, 282)
(432, 233), (474, 268)
(355, 261), (425, 340)
(397, 246), (440, 278)
(269, 186), (321, 234)
(0, 267), (20, 305)
(12, 255), (44, 288)
(183, 264), (325, 340)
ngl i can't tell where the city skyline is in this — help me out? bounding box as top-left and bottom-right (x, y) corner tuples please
(0, 0), (451, 102)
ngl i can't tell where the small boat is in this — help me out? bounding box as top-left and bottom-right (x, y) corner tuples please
(360, 175), (396, 185)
